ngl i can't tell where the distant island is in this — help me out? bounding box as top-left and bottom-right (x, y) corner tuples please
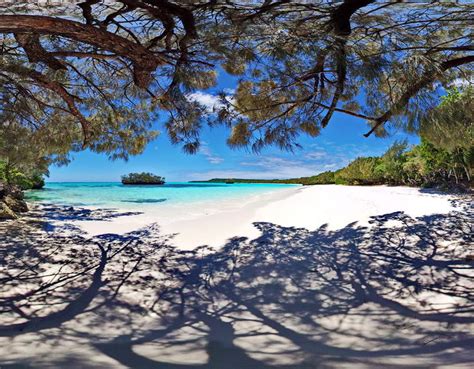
(190, 172), (334, 185)
(121, 172), (165, 185)
(189, 171), (335, 186)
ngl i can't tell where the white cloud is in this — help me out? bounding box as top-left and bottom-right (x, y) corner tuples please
(187, 91), (223, 113)
(240, 156), (301, 169)
(184, 153), (320, 180)
(186, 167), (316, 181)
(233, 154), (337, 179)
(451, 77), (473, 88)
(199, 143), (224, 165)
(187, 91), (235, 115)
(304, 150), (328, 160)
(223, 88), (236, 95)
(235, 145), (369, 179)
(185, 140), (393, 181)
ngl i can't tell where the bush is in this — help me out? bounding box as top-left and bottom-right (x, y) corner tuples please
(308, 171), (335, 184)
(335, 157), (383, 185)
(0, 161), (45, 190)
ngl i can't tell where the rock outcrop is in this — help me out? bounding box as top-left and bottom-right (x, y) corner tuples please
(0, 182), (28, 220)
(0, 201), (17, 219)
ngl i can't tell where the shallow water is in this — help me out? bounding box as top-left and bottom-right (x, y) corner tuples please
(26, 182), (298, 210)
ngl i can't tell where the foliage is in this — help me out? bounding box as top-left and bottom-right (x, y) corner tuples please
(299, 171), (336, 185)
(419, 87), (474, 151)
(121, 172), (165, 185)
(334, 157), (383, 185)
(334, 139), (473, 188)
(0, 1), (472, 160)
(0, 123), (57, 189)
(0, 60), (159, 161)
(402, 139), (473, 187)
(375, 141), (409, 185)
(0, 161), (45, 190)
(199, 84), (473, 190)
(211, 2), (473, 150)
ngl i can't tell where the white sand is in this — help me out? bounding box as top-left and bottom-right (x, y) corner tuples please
(4, 185), (471, 368)
(72, 185), (456, 249)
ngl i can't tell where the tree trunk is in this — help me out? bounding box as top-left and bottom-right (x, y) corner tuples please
(453, 168), (459, 184)
(463, 165), (471, 182)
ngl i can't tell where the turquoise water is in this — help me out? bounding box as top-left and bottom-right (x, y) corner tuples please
(26, 182), (298, 209)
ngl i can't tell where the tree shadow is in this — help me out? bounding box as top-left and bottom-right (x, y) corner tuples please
(29, 203), (143, 222)
(0, 201), (473, 368)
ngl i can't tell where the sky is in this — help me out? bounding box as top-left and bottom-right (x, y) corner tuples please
(48, 72), (419, 182)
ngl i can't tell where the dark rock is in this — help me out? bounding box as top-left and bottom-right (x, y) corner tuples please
(0, 202), (17, 220)
(0, 182), (28, 217)
(7, 185), (25, 200)
(0, 182), (6, 198)
(3, 194), (28, 212)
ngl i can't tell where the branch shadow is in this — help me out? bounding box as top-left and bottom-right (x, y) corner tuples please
(31, 203), (143, 221)
(0, 201), (473, 368)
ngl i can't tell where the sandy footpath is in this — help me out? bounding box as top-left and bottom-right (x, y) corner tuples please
(74, 185), (456, 249)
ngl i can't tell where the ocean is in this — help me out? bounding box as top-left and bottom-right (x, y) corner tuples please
(26, 182), (299, 210)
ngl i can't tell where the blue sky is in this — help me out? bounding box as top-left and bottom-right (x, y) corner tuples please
(48, 72), (418, 182)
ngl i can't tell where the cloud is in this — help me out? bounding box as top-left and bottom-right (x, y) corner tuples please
(304, 150), (329, 160)
(450, 77), (473, 88)
(240, 156), (301, 169)
(234, 142), (384, 179)
(186, 140), (393, 181)
(186, 168), (315, 181)
(223, 88), (236, 95)
(187, 91), (235, 115)
(185, 154), (318, 180)
(187, 91), (223, 113)
(200, 143), (224, 165)
(232, 154), (337, 179)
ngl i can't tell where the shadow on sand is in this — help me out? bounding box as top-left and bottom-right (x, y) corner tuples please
(0, 201), (473, 368)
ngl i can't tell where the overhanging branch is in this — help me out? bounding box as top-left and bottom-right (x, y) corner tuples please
(0, 15), (162, 88)
(364, 55), (474, 137)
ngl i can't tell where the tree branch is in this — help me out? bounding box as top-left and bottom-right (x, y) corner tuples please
(364, 55), (474, 137)
(320, 40), (347, 128)
(330, 0), (375, 36)
(0, 15), (162, 88)
(14, 33), (66, 71)
(3, 64), (91, 145)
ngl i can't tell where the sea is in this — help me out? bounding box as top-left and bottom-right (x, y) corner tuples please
(26, 182), (299, 211)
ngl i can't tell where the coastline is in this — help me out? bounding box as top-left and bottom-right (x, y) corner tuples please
(56, 185), (301, 249)
(30, 184), (458, 250)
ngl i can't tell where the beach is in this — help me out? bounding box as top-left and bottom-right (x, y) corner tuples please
(61, 184), (457, 249)
(1, 184), (472, 368)
(1, 2), (473, 367)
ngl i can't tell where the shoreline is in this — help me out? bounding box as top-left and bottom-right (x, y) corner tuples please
(52, 185), (301, 249)
(28, 184), (459, 250)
